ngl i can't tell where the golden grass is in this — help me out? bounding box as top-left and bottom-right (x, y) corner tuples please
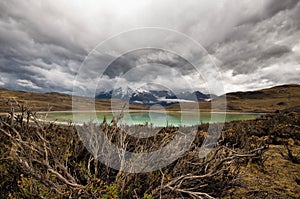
(167, 84), (300, 113)
(0, 88), (148, 112)
(227, 145), (300, 198)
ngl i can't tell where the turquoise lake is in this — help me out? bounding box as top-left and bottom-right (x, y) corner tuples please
(40, 111), (264, 126)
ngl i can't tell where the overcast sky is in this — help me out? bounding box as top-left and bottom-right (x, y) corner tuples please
(0, 0), (299, 95)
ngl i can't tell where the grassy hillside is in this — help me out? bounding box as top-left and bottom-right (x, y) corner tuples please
(1, 84), (299, 113)
(166, 84), (300, 113)
(0, 88), (148, 112)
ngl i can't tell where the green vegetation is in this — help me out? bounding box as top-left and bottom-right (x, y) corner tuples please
(0, 101), (299, 198)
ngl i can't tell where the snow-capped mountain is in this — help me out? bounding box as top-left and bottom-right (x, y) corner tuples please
(95, 87), (217, 106)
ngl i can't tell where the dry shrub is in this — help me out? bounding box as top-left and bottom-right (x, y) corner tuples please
(3, 101), (295, 198)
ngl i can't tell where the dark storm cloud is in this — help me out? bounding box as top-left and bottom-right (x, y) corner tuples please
(0, 0), (299, 94)
(264, 0), (299, 17)
(260, 45), (291, 60)
(209, 0), (300, 91)
(103, 49), (195, 78)
(0, 0), (88, 92)
(234, 0), (299, 26)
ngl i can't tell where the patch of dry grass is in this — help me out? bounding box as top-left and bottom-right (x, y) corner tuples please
(167, 84), (300, 113)
(227, 145), (300, 198)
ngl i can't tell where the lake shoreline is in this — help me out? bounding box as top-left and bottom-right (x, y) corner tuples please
(38, 111), (266, 127)
(37, 110), (267, 115)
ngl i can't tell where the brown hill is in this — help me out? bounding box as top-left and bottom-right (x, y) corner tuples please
(166, 84), (300, 113)
(0, 84), (299, 113)
(0, 88), (147, 112)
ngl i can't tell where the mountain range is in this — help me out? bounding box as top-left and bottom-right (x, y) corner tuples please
(0, 84), (299, 113)
(95, 87), (217, 106)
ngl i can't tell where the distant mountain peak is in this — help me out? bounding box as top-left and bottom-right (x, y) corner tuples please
(95, 87), (217, 105)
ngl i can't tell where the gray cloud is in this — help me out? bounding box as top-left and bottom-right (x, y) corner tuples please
(209, 0), (300, 90)
(0, 0), (299, 95)
(260, 45), (291, 60)
(103, 48), (195, 79)
(263, 0), (299, 17)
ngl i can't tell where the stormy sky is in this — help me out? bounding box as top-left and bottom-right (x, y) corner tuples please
(0, 0), (299, 95)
